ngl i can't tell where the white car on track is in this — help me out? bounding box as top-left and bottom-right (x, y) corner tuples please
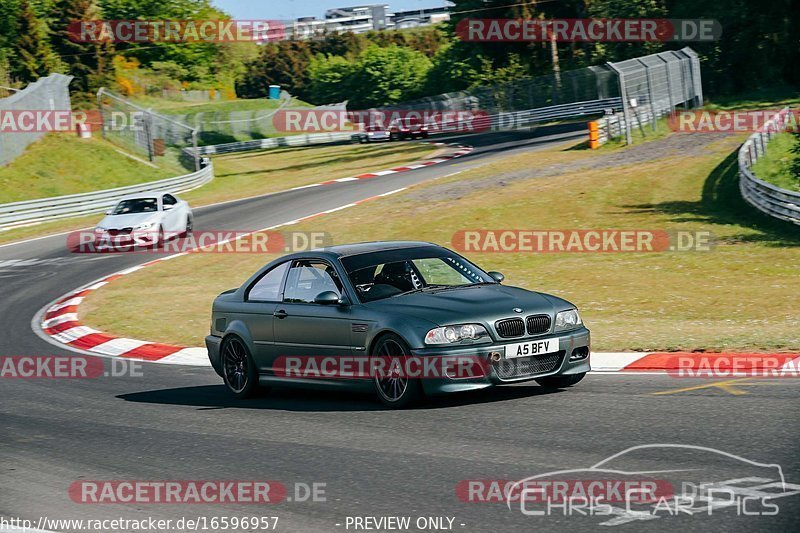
(94, 191), (193, 248)
(357, 124), (391, 143)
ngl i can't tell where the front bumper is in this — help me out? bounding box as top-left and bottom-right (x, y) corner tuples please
(410, 327), (591, 395)
(93, 231), (158, 249)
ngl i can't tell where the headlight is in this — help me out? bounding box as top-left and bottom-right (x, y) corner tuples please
(134, 222), (155, 230)
(554, 309), (582, 332)
(425, 324), (488, 345)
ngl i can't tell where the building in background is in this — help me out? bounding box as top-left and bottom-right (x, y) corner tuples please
(391, 6), (450, 29)
(258, 3), (451, 42)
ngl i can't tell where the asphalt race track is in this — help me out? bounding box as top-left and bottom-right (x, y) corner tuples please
(1, 124), (798, 532)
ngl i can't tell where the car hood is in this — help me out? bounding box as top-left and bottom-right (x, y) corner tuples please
(98, 212), (161, 229)
(365, 284), (562, 326)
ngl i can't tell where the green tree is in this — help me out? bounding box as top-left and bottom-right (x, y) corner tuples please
(346, 45), (432, 108)
(237, 40), (316, 100)
(100, 0), (233, 86)
(13, 0), (52, 82)
(0, 0), (21, 69)
(49, 0), (112, 94)
(308, 54), (356, 104)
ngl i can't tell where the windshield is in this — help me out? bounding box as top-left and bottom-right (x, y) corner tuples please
(342, 247), (494, 303)
(112, 198), (158, 215)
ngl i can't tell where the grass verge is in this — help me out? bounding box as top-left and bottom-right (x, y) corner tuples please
(703, 87), (800, 112)
(0, 133), (184, 204)
(183, 142), (437, 206)
(81, 132), (800, 352)
(0, 141), (438, 245)
(750, 133), (800, 192)
(129, 96), (309, 114)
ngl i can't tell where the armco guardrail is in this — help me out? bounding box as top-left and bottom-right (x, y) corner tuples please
(190, 98), (623, 157)
(195, 131), (355, 156)
(0, 164), (213, 229)
(488, 98), (622, 130)
(739, 107), (800, 225)
(589, 97), (673, 148)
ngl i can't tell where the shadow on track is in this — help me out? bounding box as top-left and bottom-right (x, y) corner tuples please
(117, 383), (563, 412)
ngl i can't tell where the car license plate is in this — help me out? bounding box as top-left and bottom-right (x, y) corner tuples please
(505, 338), (560, 359)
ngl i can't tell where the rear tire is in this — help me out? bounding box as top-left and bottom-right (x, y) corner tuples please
(222, 336), (261, 399)
(535, 373), (586, 389)
(372, 333), (423, 408)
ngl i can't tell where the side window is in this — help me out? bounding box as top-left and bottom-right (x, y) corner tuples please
(162, 194), (177, 207)
(284, 260), (343, 304)
(247, 262), (290, 302)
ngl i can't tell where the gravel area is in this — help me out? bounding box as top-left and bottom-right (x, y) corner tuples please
(408, 132), (734, 202)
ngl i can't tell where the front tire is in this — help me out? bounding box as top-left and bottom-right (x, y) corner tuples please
(222, 336), (261, 399)
(372, 334), (422, 408)
(535, 373), (586, 389)
(152, 225), (165, 249)
(181, 216), (193, 237)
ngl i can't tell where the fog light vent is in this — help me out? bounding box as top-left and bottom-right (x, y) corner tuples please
(569, 347), (589, 361)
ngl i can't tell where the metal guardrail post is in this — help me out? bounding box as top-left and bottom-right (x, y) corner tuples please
(636, 58), (658, 133)
(96, 89), (106, 140)
(659, 56), (676, 112)
(681, 47), (704, 107)
(606, 62), (632, 145)
(191, 130), (200, 171)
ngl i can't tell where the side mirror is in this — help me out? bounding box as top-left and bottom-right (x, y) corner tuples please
(105, 210), (112, 215)
(314, 291), (342, 305)
(488, 271), (505, 283)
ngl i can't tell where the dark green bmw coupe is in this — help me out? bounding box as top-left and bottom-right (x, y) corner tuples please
(206, 241), (590, 407)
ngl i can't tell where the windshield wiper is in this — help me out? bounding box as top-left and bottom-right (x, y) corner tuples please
(394, 284), (449, 297)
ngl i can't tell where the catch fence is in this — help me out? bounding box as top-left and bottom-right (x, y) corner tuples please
(0, 73), (73, 166)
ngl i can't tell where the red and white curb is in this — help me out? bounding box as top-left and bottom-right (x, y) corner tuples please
(39, 279), (800, 373)
(290, 142), (473, 190)
(591, 351), (800, 374)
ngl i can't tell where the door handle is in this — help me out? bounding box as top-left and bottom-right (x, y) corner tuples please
(273, 309), (288, 319)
